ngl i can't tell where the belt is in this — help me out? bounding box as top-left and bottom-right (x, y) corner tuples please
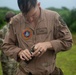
(28, 72), (52, 75)
(28, 72), (32, 75)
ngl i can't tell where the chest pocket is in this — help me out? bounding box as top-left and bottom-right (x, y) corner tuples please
(15, 24), (34, 49)
(36, 28), (48, 35)
(36, 27), (50, 42)
(20, 28), (34, 48)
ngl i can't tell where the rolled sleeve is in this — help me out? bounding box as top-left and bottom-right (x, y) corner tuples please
(51, 39), (72, 53)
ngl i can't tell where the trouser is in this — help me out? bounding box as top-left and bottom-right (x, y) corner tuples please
(50, 67), (64, 75)
(18, 66), (63, 75)
(28, 67), (63, 75)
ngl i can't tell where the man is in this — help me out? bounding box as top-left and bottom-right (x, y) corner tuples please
(0, 11), (17, 75)
(2, 0), (72, 75)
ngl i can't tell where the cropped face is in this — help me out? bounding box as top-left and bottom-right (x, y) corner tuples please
(23, 2), (40, 23)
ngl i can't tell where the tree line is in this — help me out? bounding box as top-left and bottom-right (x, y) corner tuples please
(47, 7), (76, 33)
(0, 7), (19, 29)
(0, 7), (76, 33)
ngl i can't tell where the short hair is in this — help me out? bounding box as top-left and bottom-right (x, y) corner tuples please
(5, 11), (15, 23)
(17, 0), (37, 14)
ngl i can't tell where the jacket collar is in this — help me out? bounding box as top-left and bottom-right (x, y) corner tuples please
(22, 8), (46, 24)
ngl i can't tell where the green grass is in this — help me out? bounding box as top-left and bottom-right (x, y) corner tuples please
(56, 45), (76, 75)
(0, 62), (2, 75)
(0, 50), (2, 75)
(72, 33), (76, 45)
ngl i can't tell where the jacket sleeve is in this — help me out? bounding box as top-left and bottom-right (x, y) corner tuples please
(2, 19), (22, 61)
(50, 13), (73, 53)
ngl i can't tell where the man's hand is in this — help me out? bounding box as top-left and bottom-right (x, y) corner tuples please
(18, 49), (32, 61)
(32, 42), (52, 57)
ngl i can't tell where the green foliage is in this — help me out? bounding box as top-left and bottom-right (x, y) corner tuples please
(0, 18), (6, 29)
(47, 7), (76, 32)
(0, 7), (20, 29)
(0, 7), (76, 32)
(70, 21), (76, 32)
(72, 33), (76, 45)
(70, 8), (76, 24)
(0, 7), (11, 28)
(0, 62), (2, 75)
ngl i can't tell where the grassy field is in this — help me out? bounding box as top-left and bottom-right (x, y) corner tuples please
(0, 34), (76, 75)
(0, 62), (2, 75)
(56, 45), (76, 75)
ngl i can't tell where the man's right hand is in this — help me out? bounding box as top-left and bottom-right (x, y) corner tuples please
(18, 49), (32, 61)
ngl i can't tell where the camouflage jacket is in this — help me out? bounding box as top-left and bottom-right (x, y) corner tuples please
(0, 25), (9, 48)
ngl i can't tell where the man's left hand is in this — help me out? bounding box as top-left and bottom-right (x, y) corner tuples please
(32, 42), (52, 57)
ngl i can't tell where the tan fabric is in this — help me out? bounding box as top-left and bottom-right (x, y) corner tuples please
(2, 9), (72, 75)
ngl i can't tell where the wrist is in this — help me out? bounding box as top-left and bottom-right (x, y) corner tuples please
(18, 50), (22, 56)
(46, 42), (53, 49)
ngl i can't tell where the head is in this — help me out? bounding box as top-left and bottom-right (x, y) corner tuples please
(17, 0), (41, 23)
(5, 11), (15, 23)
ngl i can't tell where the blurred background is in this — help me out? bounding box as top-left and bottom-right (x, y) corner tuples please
(0, 0), (76, 75)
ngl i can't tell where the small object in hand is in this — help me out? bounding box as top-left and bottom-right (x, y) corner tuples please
(39, 50), (42, 54)
(25, 46), (35, 64)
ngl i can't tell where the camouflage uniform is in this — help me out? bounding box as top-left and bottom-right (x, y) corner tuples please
(0, 30), (3, 47)
(0, 12), (17, 75)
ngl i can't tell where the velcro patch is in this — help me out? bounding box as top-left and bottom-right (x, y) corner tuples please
(36, 28), (48, 35)
(22, 28), (33, 40)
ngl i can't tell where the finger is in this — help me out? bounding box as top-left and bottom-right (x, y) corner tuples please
(20, 56), (25, 60)
(35, 51), (41, 57)
(32, 47), (42, 56)
(23, 51), (32, 60)
(21, 52), (30, 61)
(34, 44), (39, 51)
(20, 54), (26, 60)
(37, 48), (43, 57)
(19, 51), (30, 61)
(25, 50), (32, 56)
(38, 50), (44, 57)
(38, 48), (46, 57)
(25, 51), (32, 60)
(33, 47), (41, 56)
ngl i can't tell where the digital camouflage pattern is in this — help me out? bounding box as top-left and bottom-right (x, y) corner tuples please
(0, 25), (17, 75)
